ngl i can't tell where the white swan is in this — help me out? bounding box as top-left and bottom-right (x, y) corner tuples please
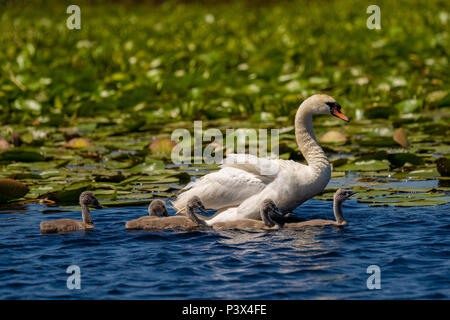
(173, 94), (349, 225)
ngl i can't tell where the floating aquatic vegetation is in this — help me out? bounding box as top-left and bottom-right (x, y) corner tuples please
(335, 160), (390, 172)
(393, 128), (409, 149)
(63, 138), (94, 149)
(0, 138), (10, 152)
(149, 137), (177, 155)
(387, 153), (424, 168)
(319, 130), (347, 144)
(40, 182), (92, 203)
(0, 0), (448, 210)
(436, 157), (450, 177)
(0, 178), (29, 203)
(0, 149), (46, 162)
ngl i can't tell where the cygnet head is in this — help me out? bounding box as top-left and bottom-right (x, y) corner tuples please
(301, 94), (349, 122)
(79, 191), (102, 209)
(186, 196), (208, 214)
(148, 199), (169, 217)
(333, 188), (355, 204)
(261, 199), (283, 227)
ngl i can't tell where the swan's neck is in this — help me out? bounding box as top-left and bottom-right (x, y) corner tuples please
(260, 208), (281, 228)
(186, 206), (206, 226)
(81, 204), (94, 225)
(333, 200), (345, 224)
(295, 109), (330, 174)
(260, 208), (274, 227)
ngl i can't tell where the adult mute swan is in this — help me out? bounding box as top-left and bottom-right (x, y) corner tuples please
(173, 94), (350, 225)
(40, 191), (102, 234)
(126, 196), (207, 231)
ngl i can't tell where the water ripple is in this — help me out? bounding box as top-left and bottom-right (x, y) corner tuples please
(0, 199), (448, 299)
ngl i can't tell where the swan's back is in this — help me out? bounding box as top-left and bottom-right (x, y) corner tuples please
(212, 219), (274, 231)
(40, 219), (92, 234)
(128, 216), (199, 231)
(125, 216), (159, 229)
(173, 165), (269, 213)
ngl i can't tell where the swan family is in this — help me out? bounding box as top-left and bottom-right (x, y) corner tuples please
(40, 188), (354, 234)
(172, 94), (349, 225)
(40, 94), (354, 234)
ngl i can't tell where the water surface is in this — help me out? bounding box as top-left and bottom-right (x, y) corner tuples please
(0, 180), (449, 299)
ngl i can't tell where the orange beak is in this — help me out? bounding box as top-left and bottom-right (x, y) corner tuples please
(332, 108), (350, 122)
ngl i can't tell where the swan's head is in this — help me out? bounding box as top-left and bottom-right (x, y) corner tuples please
(186, 196), (208, 214)
(79, 191), (102, 209)
(302, 94), (349, 122)
(334, 188), (355, 203)
(261, 199), (282, 215)
(261, 199), (283, 227)
(148, 199), (169, 217)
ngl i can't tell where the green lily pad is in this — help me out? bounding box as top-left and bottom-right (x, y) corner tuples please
(0, 149), (46, 162)
(436, 157), (450, 177)
(335, 160), (390, 171)
(102, 199), (153, 207)
(395, 99), (422, 113)
(41, 182), (92, 203)
(127, 160), (165, 173)
(149, 137), (176, 154)
(64, 137), (94, 149)
(365, 106), (397, 119)
(387, 153), (424, 167)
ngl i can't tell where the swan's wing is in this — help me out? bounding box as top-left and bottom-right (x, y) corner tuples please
(172, 166), (269, 212)
(222, 153), (304, 176)
(221, 153), (281, 178)
(172, 154), (303, 214)
(173, 153), (288, 212)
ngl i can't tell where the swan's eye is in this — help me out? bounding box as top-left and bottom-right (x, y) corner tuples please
(325, 101), (340, 112)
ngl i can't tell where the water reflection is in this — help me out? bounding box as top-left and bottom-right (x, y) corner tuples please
(0, 203), (28, 215)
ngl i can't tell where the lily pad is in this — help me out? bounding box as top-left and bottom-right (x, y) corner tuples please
(387, 153), (424, 167)
(0, 178), (29, 202)
(0, 138), (10, 152)
(41, 182), (92, 203)
(0, 149), (45, 162)
(102, 199), (153, 207)
(436, 157), (450, 177)
(149, 137), (176, 154)
(335, 160), (390, 172)
(365, 106), (397, 119)
(64, 138), (94, 149)
(319, 130), (347, 144)
(395, 99), (422, 113)
(393, 128), (409, 149)
(127, 160), (165, 173)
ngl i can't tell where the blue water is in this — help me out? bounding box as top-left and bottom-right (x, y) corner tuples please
(0, 190), (449, 299)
